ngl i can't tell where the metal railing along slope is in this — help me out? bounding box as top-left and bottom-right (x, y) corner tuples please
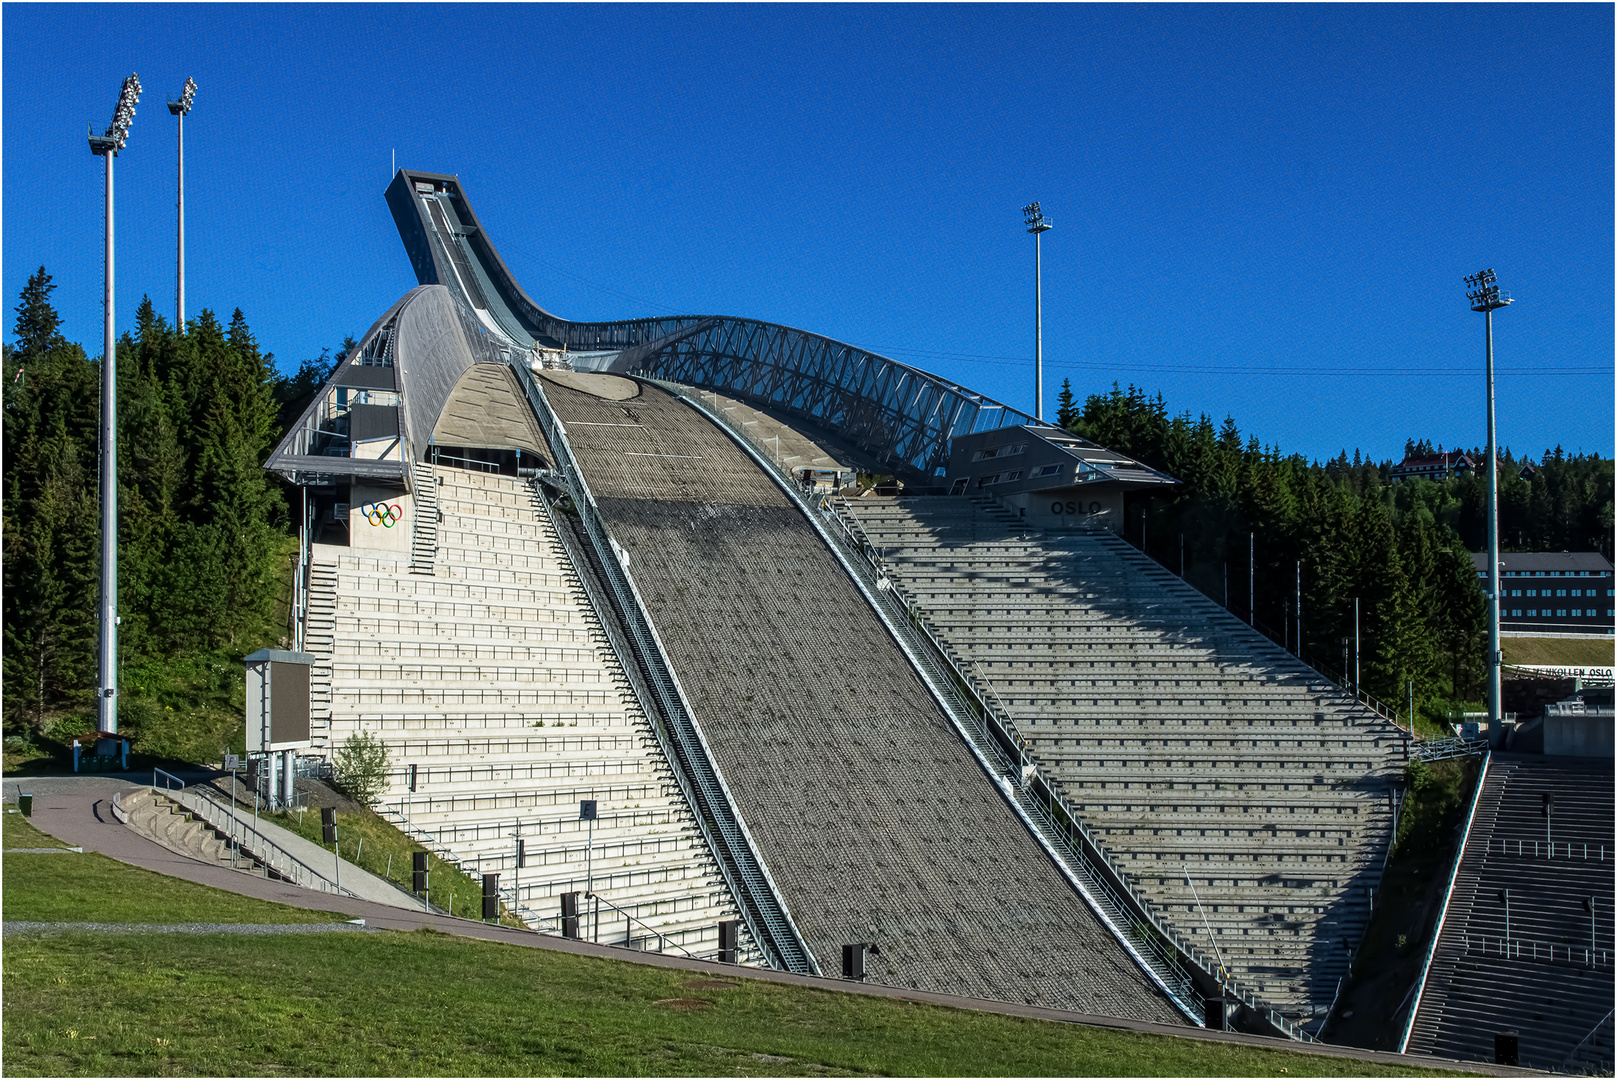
(650, 380), (1301, 1035)
(1398, 750), (1493, 1054)
(146, 770), (360, 898)
(508, 361), (818, 976)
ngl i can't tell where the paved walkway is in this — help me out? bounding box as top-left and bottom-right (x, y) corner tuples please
(4, 777), (1543, 1076)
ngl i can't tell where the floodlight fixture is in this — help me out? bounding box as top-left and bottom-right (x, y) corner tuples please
(1465, 266), (1513, 748)
(88, 72), (141, 156)
(1022, 201), (1053, 422)
(168, 76), (197, 116)
(1466, 268), (1512, 313)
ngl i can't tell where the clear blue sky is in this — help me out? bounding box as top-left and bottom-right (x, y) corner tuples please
(5, 3), (1612, 464)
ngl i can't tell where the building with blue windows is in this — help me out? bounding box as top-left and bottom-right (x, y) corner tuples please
(1476, 551), (1616, 634)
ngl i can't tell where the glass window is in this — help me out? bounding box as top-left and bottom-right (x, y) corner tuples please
(1536, 571), (1547, 577)
(1511, 609), (1522, 617)
(1527, 590), (1537, 597)
(1510, 589), (1521, 597)
(1527, 609), (1538, 617)
(1572, 609), (1583, 617)
(1557, 609), (1568, 617)
(1557, 589), (1567, 597)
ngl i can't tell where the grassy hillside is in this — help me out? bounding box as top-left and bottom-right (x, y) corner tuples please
(1, 813), (1472, 1077)
(1502, 636), (1615, 667)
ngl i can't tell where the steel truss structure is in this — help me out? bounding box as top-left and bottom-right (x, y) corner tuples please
(387, 170), (1040, 481)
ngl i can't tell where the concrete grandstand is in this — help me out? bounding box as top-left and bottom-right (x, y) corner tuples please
(263, 168), (1421, 1041)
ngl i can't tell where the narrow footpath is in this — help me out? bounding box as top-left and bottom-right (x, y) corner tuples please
(3, 775), (1537, 1077)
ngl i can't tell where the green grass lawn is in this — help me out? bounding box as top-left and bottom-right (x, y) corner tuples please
(1, 929), (1475, 1078)
(2, 806), (1478, 1076)
(5, 810), (76, 849)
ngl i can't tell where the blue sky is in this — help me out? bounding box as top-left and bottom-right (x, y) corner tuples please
(5, 3), (1612, 464)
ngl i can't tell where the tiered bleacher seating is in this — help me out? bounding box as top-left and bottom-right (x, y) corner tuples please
(841, 494), (1407, 1023)
(538, 373), (1187, 1024)
(1406, 754), (1614, 1070)
(311, 466), (741, 954)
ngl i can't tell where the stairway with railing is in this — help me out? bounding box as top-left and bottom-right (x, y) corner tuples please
(410, 460), (439, 575)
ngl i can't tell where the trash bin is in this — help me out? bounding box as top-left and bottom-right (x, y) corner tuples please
(19, 793), (33, 817)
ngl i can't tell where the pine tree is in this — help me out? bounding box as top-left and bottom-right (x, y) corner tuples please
(1056, 378), (1077, 430)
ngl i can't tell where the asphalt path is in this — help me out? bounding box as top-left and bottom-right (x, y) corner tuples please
(5, 775), (1535, 1077)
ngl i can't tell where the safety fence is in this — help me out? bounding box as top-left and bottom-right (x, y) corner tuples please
(1461, 933), (1611, 970)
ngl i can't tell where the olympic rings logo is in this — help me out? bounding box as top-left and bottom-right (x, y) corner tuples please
(362, 502), (403, 528)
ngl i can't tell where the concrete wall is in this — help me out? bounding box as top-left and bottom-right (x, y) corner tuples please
(997, 486), (1124, 533)
(349, 484), (412, 554)
(1545, 714), (1615, 757)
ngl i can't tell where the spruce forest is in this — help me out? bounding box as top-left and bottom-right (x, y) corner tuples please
(1060, 379), (1613, 729)
(2, 268), (1611, 764)
(2, 268), (337, 764)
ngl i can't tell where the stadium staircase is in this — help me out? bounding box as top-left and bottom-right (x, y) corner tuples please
(307, 464), (744, 957)
(532, 372), (1189, 1025)
(409, 460), (439, 575)
(1405, 755), (1615, 1071)
(835, 494), (1407, 1028)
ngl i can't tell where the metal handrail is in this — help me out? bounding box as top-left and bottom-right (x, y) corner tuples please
(1561, 1008), (1615, 1071)
(1398, 749), (1491, 1053)
(583, 889), (701, 959)
(1460, 932), (1611, 969)
(506, 361), (818, 976)
(1488, 837), (1607, 862)
(148, 778), (356, 898)
(526, 479), (764, 965)
(656, 381), (1289, 1033)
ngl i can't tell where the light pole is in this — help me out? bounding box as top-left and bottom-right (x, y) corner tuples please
(168, 77), (196, 333)
(88, 73), (141, 737)
(1466, 269), (1512, 748)
(1022, 202), (1052, 423)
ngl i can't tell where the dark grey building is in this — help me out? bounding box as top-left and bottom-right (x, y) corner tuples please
(1474, 551), (1616, 634)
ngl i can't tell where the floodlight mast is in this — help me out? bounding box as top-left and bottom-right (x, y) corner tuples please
(1023, 202), (1052, 423)
(1465, 268), (1512, 748)
(88, 73), (141, 736)
(168, 77), (196, 333)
